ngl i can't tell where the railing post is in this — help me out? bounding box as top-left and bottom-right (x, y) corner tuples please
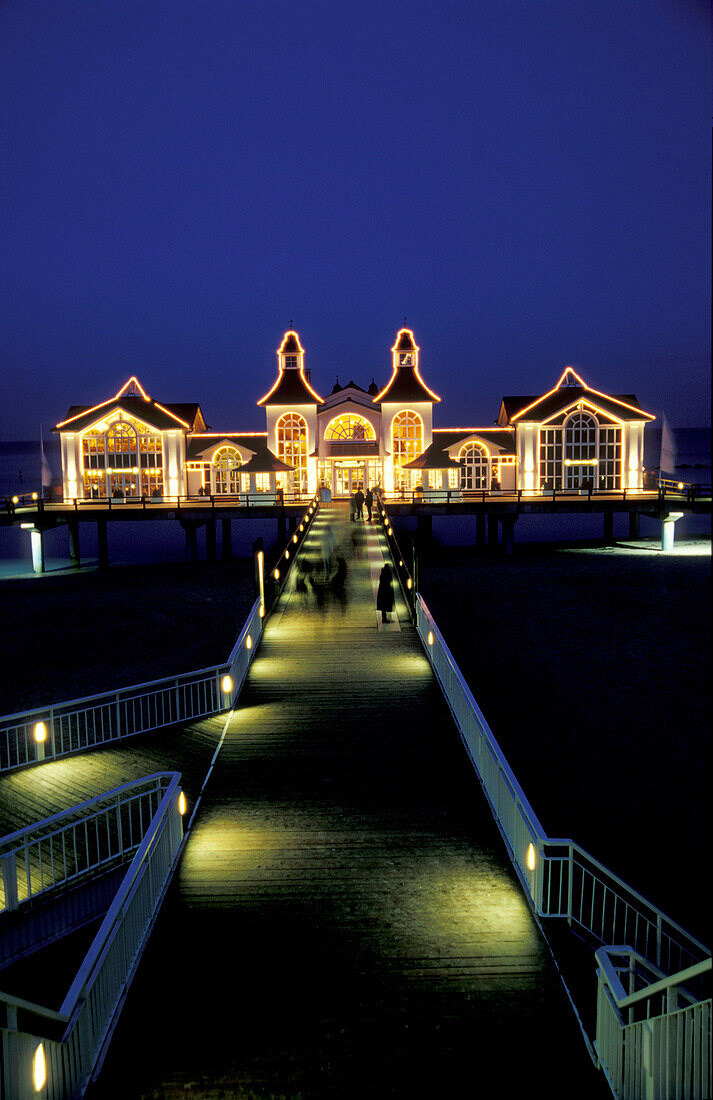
(1, 851), (19, 911)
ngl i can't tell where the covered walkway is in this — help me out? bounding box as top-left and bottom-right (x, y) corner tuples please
(2, 504), (607, 1097)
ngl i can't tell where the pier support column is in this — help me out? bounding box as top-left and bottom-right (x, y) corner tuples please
(602, 511), (615, 546)
(68, 519), (80, 567)
(487, 514), (499, 551)
(499, 515), (518, 557)
(97, 520), (109, 570)
(628, 511), (640, 540)
(221, 518), (233, 561)
(661, 512), (684, 552)
(475, 512), (486, 550)
(181, 520), (199, 563)
(205, 519), (217, 562)
(29, 528), (45, 574)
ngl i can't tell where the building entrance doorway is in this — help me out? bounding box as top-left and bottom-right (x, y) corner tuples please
(334, 462), (365, 497)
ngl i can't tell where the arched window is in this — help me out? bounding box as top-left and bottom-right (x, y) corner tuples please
(459, 442), (489, 490)
(106, 422), (137, 466)
(564, 412), (598, 489)
(276, 413), (308, 491)
(391, 411), (423, 490)
(325, 414), (376, 441)
(213, 447), (241, 494)
(565, 413), (597, 461)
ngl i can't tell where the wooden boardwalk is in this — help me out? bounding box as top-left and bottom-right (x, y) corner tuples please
(2, 504), (607, 1097)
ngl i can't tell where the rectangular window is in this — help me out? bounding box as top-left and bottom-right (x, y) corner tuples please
(539, 428), (563, 489)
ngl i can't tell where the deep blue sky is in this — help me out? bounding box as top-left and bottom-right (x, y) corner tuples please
(1, 0), (710, 437)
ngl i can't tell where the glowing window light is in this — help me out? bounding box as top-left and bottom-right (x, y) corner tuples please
(221, 675), (233, 694)
(527, 843), (536, 871)
(427, 631), (434, 646)
(178, 791), (187, 816)
(33, 1043), (46, 1092)
(245, 635), (252, 650)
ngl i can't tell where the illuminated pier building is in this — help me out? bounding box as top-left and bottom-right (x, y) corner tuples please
(53, 327), (654, 500)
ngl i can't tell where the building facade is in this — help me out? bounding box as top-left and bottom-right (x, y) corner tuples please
(53, 328), (654, 500)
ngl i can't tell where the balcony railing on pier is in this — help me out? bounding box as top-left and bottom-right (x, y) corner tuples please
(375, 497), (711, 1099)
(0, 773), (184, 1099)
(0, 496), (320, 775)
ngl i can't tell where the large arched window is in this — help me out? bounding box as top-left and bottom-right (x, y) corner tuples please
(106, 422), (137, 467)
(391, 411), (423, 490)
(325, 414), (376, 441)
(459, 442), (489, 490)
(564, 412), (597, 489)
(81, 417), (164, 497)
(213, 447), (241, 494)
(276, 413), (308, 491)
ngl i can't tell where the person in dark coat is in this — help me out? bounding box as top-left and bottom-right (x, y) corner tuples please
(354, 488), (365, 518)
(364, 487), (373, 522)
(376, 563), (394, 623)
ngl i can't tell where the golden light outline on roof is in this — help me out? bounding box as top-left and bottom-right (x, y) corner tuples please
(257, 330), (324, 405)
(277, 329), (306, 356)
(374, 329), (441, 403)
(153, 401), (192, 429)
(55, 379), (150, 428)
(510, 367), (655, 422)
(538, 396), (626, 428)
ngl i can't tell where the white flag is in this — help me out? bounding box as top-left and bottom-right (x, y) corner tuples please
(659, 414), (676, 478)
(40, 425), (52, 490)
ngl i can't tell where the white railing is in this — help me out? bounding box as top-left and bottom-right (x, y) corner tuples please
(0, 774), (172, 913)
(0, 495), (323, 777)
(0, 772), (184, 1099)
(0, 597), (264, 775)
(415, 593), (711, 1098)
(595, 948), (711, 1100)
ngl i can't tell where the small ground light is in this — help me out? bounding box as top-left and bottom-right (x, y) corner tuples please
(221, 675), (233, 694)
(33, 1043), (46, 1091)
(527, 843), (536, 871)
(178, 791), (187, 816)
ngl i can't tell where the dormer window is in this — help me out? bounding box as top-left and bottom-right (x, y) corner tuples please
(285, 355), (297, 369)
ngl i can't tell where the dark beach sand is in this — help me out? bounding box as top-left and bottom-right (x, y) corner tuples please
(0, 560), (258, 715)
(418, 536), (711, 944)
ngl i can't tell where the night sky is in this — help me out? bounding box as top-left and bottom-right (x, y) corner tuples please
(1, 0), (710, 438)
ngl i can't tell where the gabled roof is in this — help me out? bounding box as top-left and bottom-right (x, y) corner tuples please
(403, 428), (516, 469)
(53, 377), (206, 433)
(501, 368), (654, 425)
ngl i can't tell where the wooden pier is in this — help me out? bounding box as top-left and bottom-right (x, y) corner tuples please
(1, 505), (610, 1097)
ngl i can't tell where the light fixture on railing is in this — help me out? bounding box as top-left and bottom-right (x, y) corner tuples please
(406, 578), (412, 589)
(178, 791), (187, 816)
(427, 631), (434, 646)
(33, 1043), (46, 1092)
(221, 675), (233, 694)
(34, 721), (47, 743)
(527, 843), (536, 871)
(245, 635), (252, 650)
(273, 568), (280, 580)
